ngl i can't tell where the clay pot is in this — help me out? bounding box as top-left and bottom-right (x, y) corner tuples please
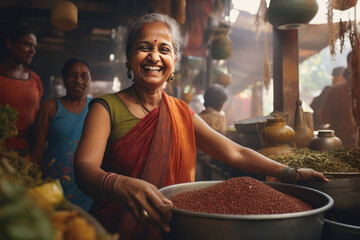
(211, 30), (232, 60)
(267, 0), (319, 29)
(258, 117), (295, 157)
(293, 100), (314, 148)
(262, 118), (295, 144)
(332, 0), (358, 11)
(310, 130), (343, 152)
(218, 73), (232, 87)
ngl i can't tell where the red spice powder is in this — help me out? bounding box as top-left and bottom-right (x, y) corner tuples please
(171, 177), (313, 215)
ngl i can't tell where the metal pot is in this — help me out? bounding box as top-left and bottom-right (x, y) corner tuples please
(322, 218), (360, 240)
(298, 173), (360, 211)
(321, 207), (360, 239)
(160, 181), (333, 240)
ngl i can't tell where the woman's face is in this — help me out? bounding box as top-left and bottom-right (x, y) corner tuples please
(63, 62), (91, 99)
(8, 34), (37, 65)
(128, 21), (177, 88)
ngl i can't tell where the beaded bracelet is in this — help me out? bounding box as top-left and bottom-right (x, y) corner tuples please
(279, 166), (299, 184)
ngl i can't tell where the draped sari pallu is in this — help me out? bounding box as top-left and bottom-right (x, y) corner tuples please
(90, 93), (196, 240)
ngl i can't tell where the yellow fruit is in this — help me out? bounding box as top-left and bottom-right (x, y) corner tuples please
(66, 217), (97, 240)
(28, 179), (65, 211)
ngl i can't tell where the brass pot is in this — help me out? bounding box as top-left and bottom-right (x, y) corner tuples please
(258, 117), (295, 157)
(262, 118), (295, 145)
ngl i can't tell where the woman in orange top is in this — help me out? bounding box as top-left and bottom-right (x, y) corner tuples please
(0, 23), (43, 156)
(74, 13), (328, 240)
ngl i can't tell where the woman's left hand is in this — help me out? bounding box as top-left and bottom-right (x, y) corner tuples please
(297, 168), (329, 182)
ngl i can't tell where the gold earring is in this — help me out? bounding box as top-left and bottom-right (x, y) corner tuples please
(127, 68), (132, 79)
(167, 72), (175, 83)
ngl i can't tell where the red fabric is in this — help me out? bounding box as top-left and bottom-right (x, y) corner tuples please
(183, 0), (213, 57)
(0, 68), (43, 150)
(90, 92), (196, 239)
(321, 80), (356, 146)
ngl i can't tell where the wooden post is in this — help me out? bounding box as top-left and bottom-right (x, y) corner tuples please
(205, 47), (213, 88)
(251, 79), (263, 118)
(272, 28), (299, 126)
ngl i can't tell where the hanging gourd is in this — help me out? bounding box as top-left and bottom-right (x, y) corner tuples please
(218, 73), (232, 87)
(211, 28), (232, 60)
(267, 0), (319, 29)
(51, 1), (78, 31)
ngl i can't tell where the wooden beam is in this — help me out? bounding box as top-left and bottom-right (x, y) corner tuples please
(272, 28), (299, 126)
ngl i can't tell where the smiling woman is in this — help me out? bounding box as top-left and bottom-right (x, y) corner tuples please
(127, 21), (177, 95)
(0, 22), (43, 156)
(31, 58), (93, 212)
(73, 12), (329, 240)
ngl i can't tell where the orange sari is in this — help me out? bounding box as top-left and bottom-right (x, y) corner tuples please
(90, 93), (196, 239)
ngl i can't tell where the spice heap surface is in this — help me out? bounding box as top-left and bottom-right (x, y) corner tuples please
(270, 148), (360, 173)
(171, 177), (312, 215)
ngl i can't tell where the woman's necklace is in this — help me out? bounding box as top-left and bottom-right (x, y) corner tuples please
(132, 85), (150, 115)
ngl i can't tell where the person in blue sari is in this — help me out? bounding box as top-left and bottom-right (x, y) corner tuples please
(32, 58), (92, 211)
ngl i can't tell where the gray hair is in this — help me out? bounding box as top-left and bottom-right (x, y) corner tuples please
(125, 13), (182, 62)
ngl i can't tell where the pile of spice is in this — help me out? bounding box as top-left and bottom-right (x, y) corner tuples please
(330, 147), (360, 170)
(171, 177), (312, 215)
(270, 148), (360, 173)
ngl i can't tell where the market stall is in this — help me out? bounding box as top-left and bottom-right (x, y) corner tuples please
(1, 0), (360, 239)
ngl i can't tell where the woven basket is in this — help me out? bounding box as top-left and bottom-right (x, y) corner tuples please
(51, 1), (78, 31)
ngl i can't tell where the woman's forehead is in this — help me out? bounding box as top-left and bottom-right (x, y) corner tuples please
(18, 33), (37, 43)
(135, 22), (172, 42)
(66, 62), (89, 74)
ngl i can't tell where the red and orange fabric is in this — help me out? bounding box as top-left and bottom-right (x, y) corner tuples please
(90, 92), (196, 239)
(0, 67), (43, 151)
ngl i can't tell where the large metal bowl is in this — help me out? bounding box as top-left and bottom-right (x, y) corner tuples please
(322, 219), (360, 240)
(160, 181), (333, 240)
(321, 208), (360, 240)
(298, 173), (360, 211)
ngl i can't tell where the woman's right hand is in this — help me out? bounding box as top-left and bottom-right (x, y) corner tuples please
(113, 175), (173, 232)
(297, 168), (329, 182)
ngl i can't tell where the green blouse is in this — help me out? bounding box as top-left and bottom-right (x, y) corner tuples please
(90, 94), (140, 146)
